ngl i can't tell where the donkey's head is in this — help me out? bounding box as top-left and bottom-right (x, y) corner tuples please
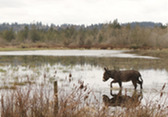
(103, 68), (112, 81)
(103, 68), (116, 81)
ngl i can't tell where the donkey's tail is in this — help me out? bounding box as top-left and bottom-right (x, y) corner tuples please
(139, 75), (143, 83)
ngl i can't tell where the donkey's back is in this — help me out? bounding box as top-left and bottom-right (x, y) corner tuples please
(118, 70), (141, 82)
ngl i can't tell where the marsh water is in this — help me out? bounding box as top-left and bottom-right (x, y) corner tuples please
(0, 50), (168, 107)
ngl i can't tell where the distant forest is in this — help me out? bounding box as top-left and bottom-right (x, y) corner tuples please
(0, 19), (167, 49)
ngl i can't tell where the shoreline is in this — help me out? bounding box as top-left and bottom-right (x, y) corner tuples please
(0, 46), (167, 59)
(0, 44), (166, 51)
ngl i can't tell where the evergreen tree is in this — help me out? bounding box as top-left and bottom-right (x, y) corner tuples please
(30, 25), (40, 42)
(3, 28), (15, 42)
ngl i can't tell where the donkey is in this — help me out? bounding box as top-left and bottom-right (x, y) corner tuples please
(103, 68), (143, 89)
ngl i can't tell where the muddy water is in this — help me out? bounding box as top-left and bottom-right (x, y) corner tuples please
(0, 50), (168, 107)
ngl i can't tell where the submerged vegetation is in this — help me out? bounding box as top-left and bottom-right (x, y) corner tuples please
(0, 20), (167, 49)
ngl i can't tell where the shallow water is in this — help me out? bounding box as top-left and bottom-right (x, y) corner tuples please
(0, 49), (158, 59)
(0, 50), (167, 107)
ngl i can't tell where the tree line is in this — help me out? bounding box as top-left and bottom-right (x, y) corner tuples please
(0, 20), (167, 49)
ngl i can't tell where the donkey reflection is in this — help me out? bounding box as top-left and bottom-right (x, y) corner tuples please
(103, 90), (143, 107)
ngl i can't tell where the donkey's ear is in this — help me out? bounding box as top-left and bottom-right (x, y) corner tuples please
(104, 67), (108, 71)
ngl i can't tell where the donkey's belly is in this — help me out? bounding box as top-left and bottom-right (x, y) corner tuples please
(122, 80), (131, 82)
(120, 77), (132, 82)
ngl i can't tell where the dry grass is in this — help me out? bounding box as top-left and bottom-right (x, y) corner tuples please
(0, 82), (168, 117)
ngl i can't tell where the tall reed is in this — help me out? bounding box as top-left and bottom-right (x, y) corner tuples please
(1, 83), (168, 117)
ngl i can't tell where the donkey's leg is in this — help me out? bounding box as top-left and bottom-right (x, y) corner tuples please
(110, 80), (117, 88)
(132, 80), (137, 90)
(138, 81), (143, 89)
(110, 81), (113, 88)
(140, 83), (143, 89)
(118, 82), (122, 89)
(137, 79), (143, 89)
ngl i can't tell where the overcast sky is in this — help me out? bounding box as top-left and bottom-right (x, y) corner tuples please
(0, 0), (167, 25)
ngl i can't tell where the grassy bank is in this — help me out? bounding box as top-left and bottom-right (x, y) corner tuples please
(128, 48), (168, 59)
(1, 83), (168, 117)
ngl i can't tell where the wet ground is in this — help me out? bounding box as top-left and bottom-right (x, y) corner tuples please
(0, 49), (167, 107)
